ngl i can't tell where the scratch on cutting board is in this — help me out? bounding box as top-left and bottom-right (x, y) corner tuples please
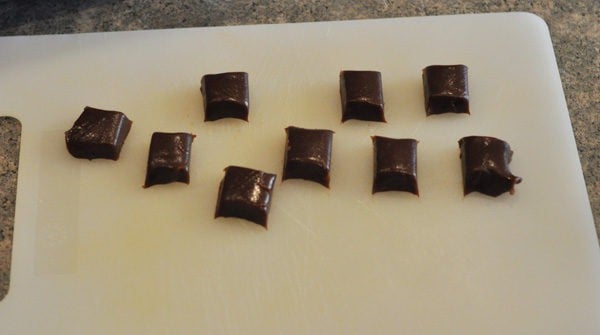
(325, 25), (332, 38)
(274, 204), (316, 237)
(410, 118), (425, 137)
(355, 199), (386, 224)
(281, 88), (292, 113)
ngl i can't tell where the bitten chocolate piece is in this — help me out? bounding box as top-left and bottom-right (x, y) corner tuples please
(459, 136), (522, 197)
(215, 166), (277, 228)
(144, 132), (195, 188)
(201, 72), (249, 121)
(283, 126), (334, 188)
(65, 106), (132, 160)
(422, 65), (469, 115)
(340, 71), (385, 122)
(372, 136), (419, 195)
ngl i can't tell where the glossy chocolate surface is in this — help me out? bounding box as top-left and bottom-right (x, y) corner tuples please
(201, 72), (249, 121)
(340, 71), (385, 122)
(422, 65), (469, 115)
(144, 132), (195, 188)
(65, 106), (132, 160)
(283, 126), (334, 188)
(372, 136), (418, 195)
(215, 166), (277, 228)
(459, 136), (522, 197)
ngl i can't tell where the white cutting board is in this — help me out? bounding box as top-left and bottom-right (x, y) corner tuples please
(0, 13), (598, 334)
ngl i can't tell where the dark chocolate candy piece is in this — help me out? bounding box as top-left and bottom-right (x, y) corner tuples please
(200, 72), (249, 121)
(144, 132), (195, 188)
(340, 71), (385, 122)
(215, 166), (277, 228)
(372, 136), (419, 195)
(283, 126), (334, 188)
(422, 65), (469, 115)
(65, 106), (132, 160)
(458, 136), (522, 197)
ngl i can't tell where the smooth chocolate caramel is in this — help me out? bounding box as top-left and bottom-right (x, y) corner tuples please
(459, 136), (522, 197)
(283, 126), (334, 188)
(201, 72), (249, 121)
(372, 136), (419, 195)
(144, 132), (195, 188)
(65, 106), (132, 160)
(340, 71), (385, 122)
(422, 65), (469, 115)
(215, 166), (277, 228)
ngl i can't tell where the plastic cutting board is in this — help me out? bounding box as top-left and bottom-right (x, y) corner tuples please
(0, 12), (599, 335)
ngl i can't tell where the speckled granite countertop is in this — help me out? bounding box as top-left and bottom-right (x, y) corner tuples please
(0, 0), (598, 299)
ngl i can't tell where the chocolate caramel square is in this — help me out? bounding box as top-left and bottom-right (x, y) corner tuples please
(65, 106), (132, 160)
(459, 136), (522, 197)
(283, 126), (334, 188)
(144, 132), (195, 188)
(372, 136), (418, 195)
(422, 65), (469, 115)
(340, 70), (385, 122)
(215, 166), (276, 228)
(201, 72), (249, 121)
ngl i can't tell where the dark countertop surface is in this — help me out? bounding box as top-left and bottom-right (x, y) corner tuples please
(0, 0), (598, 299)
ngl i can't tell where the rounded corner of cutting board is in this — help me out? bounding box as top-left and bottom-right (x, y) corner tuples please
(503, 11), (550, 33)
